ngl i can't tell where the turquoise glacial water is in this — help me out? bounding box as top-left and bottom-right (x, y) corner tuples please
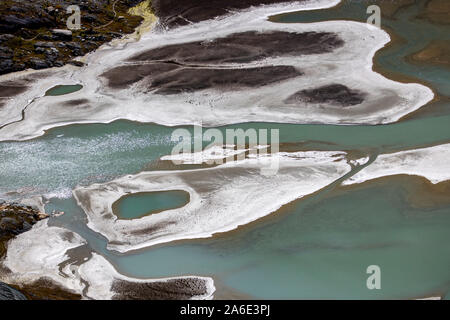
(2, 113), (450, 198)
(272, 0), (450, 97)
(112, 179), (450, 299)
(1, 0), (450, 299)
(46, 173), (450, 299)
(112, 191), (190, 220)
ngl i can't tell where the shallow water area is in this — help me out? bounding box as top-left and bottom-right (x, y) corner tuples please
(45, 84), (83, 96)
(112, 191), (190, 220)
(271, 0), (450, 97)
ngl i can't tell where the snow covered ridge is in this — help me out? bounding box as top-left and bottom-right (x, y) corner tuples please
(0, 220), (215, 300)
(343, 143), (450, 186)
(73, 150), (354, 253)
(0, 0), (433, 142)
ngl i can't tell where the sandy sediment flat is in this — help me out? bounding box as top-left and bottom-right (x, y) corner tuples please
(343, 143), (450, 186)
(0, 220), (215, 300)
(0, 0), (433, 142)
(73, 150), (355, 253)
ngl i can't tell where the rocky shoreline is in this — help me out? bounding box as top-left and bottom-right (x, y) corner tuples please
(0, 0), (309, 76)
(0, 202), (48, 300)
(1, 220), (215, 300)
(0, 0), (147, 75)
(0, 202), (48, 258)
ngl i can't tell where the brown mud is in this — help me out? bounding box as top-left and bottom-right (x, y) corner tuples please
(111, 277), (209, 300)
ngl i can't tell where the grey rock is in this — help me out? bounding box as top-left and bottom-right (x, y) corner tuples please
(0, 59), (14, 74)
(13, 62), (26, 71)
(10, 6), (27, 13)
(0, 34), (14, 43)
(0, 282), (27, 300)
(51, 29), (72, 36)
(29, 58), (50, 69)
(65, 42), (82, 50)
(51, 29), (72, 41)
(34, 47), (46, 54)
(34, 41), (56, 48)
(0, 46), (13, 59)
(44, 48), (59, 61)
(66, 42), (83, 56)
(0, 15), (54, 33)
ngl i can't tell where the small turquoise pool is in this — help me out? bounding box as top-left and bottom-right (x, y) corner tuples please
(112, 191), (190, 220)
(45, 84), (83, 96)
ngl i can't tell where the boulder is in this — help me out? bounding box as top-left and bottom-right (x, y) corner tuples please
(51, 29), (72, 41)
(0, 59), (14, 74)
(0, 46), (13, 59)
(33, 41), (56, 49)
(29, 58), (50, 69)
(0, 34), (14, 43)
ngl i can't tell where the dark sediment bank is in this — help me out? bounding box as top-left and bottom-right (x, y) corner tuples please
(102, 62), (179, 89)
(103, 30), (343, 93)
(0, 71), (45, 109)
(103, 64), (303, 93)
(0, 82), (29, 108)
(150, 66), (303, 94)
(284, 84), (366, 107)
(129, 31), (344, 64)
(62, 98), (91, 107)
(0, 0), (146, 75)
(0, 83), (28, 97)
(150, 0), (301, 27)
(10, 278), (82, 300)
(111, 277), (209, 300)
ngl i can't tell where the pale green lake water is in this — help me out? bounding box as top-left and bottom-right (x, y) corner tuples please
(112, 191), (190, 220)
(45, 84), (83, 96)
(1, 0), (449, 299)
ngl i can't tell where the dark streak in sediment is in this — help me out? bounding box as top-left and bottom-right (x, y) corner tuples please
(128, 31), (344, 65)
(0, 97), (38, 131)
(284, 84), (367, 107)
